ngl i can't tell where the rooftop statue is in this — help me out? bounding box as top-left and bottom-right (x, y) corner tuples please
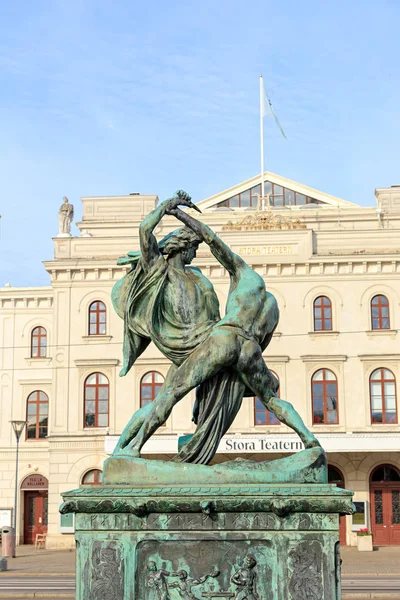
(58, 196), (74, 235)
(112, 190), (320, 464)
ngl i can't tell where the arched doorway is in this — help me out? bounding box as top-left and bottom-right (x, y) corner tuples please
(21, 474), (48, 544)
(370, 464), (400, 545)
(328, 465), (346, 545)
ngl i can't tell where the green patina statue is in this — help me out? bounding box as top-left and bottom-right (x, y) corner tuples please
(62, 190), (353, 600)
(111, 190), (320, 464)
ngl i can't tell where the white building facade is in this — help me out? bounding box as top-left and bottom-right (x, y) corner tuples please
(1, 173), (400, 549)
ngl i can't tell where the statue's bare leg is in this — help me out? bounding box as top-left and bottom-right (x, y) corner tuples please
(113, 364), (178, 454)
(237, 340), (320, 449)
(121, 329), (240, 457)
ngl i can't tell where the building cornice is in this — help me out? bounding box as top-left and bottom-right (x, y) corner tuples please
(74, 359), (120, 367)
(0, 286), (53, 295)
(0, 448), (50, 459)
(264, 355), (290, 362)
(0, 294), (53, 308)
(358, 354), (400, 361)
(40, 257), (400, 285)
(17, 377), (52, 384)
(301, 355), (347, 362)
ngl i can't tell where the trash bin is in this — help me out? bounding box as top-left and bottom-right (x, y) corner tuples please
(0, 558), (7, 571)
(1, 527), (15, 557)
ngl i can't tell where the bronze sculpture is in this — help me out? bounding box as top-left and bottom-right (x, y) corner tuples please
(112, 191), (319, 463)
(62, 192), (353, 600)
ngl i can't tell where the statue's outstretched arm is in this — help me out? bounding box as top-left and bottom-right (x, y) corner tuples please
(139, 202), (168, 270)
(169, 207), (244, 275)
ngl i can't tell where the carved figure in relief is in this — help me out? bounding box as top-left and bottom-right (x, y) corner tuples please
(58, 196), (74, 235)
(223, 211), (306, 231)
(169, 568), (220, 599)
(147, 561), (171, 600)
(113, 191), (320, 460)
(90, 544), (123, 600)
(289, 543), (323, 600)
(231, 555), (259, 600)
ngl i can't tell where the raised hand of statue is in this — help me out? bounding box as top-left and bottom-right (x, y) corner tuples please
(165, 190), (202, 215)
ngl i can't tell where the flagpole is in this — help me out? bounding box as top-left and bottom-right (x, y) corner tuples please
(260, 75), (265, 211)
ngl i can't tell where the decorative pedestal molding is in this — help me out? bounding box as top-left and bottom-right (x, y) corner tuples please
(61, 475), (354, 599)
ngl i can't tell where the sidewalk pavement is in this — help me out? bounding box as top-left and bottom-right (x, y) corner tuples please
(1, 546), (75, 576)
(342, 546), (400, 576)
(0, 544), (399, 577)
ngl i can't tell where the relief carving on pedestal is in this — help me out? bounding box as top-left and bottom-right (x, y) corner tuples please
(145, 555), (259, 600)
(288, 541), (323, 600)
(90, 542), (124, 600)
(335, 541), (342, 600)
(230, 555), (259, 600)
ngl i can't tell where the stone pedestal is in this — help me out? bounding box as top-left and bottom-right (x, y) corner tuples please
(61, 450), (354, 599)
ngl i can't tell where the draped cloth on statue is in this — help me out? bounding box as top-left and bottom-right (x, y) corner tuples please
(173, 370), (246, 464)
(112, 256), (217, 370)
(111, 255), (246, 464)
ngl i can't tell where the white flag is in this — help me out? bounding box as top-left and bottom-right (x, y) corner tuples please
(261, 81), (287, 139)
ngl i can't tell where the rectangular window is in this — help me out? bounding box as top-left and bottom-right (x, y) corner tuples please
(240, 190), (250, 207)
(295, 193), (306, 205)
(272, 185), (283, 206)
(284, 189), (294, 206)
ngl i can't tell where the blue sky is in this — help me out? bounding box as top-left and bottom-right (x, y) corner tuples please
(1, 0), (399, 286)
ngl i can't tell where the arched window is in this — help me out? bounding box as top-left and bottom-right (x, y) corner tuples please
(328, 465), (345, 487)
(140, 372), (165, 407)
(89, 301), (107, 335)
(371, 295), (390, 330)
(84, 373), (109, 428)
(82, 469), (103, 485)
(254, 371), (280, 426)
(26, 391), (49, 439)
(371, 464), (400, 482)
(370, 368), (397, 424)
(312, 369), (338, 424)
(31, 327), (47, 358)
(313, 296), (332, 331)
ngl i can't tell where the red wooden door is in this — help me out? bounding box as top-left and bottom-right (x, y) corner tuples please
(370, 465), (400, 546)
(24, 491), (48, 544)
(371, 487), (390, 545)
(371, 487), (400, 545)
(388, 488), (400, 545)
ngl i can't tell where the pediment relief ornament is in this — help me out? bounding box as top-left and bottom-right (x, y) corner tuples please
(223, 211), (306, 231)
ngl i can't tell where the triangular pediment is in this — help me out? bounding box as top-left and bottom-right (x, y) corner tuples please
(197, 172), (359, 211)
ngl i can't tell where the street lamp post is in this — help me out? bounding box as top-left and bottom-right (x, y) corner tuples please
(10, 420), (26, 558)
